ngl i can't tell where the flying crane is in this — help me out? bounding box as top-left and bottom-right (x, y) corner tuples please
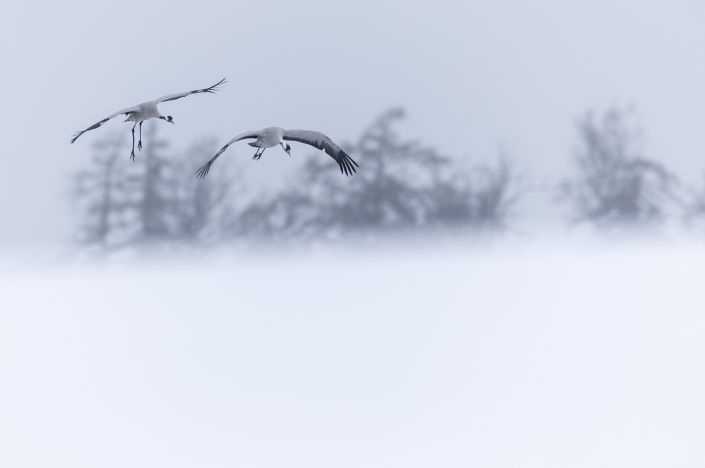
(195, 126), (359, 178)
(71, 78), (226, 160)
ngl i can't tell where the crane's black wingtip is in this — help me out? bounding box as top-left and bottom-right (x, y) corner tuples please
(206, 78), (227, 94)
(339, 154), (358, 176)
(195, 163), (211, 179)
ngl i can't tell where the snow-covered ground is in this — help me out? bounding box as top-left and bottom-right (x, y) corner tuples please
(1, 239), (704, 467)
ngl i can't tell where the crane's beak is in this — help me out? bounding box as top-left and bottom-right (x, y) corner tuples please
(286, 148), (291, 157)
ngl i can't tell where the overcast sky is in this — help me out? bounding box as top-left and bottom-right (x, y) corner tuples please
(3, 0), (705, 245)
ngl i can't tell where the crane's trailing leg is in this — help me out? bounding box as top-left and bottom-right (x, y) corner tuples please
(252, 147), (265, 160)
(138, 121), (143, 151)
(130, 123), (137, 160)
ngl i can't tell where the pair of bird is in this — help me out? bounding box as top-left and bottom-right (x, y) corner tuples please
(70, 79), (358, 178)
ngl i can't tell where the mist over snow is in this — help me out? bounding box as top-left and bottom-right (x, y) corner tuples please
(2, 239), (705, 467)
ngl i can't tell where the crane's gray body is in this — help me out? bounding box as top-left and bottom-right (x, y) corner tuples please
(123, 101), (163, 123)
(249, 127), (286, 148)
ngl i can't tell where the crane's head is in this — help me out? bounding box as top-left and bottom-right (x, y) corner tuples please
(160, 115), (175, 125)
(281, 142), (291, 156)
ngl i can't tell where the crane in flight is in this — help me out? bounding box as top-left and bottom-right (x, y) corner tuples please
(71, 78), (226, 160)
(195, 127), (359, 178)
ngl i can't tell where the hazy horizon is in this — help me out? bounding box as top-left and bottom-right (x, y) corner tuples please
(4, 0), (705, 245)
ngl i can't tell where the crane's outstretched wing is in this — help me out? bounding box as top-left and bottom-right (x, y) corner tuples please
(283, 130), (359, 176)
(155, 78), (226, 104)
(195, 131), (260, 179)
(70, 106), (138, 144)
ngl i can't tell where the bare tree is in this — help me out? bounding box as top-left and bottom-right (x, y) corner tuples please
(70, 125), (233, 250)
(224, 108), (520, 240)
(171, 138), (233, 242)
(425, 157), (519, 229)
(309, 108), (447, 230)
(681, 173), (705, 230)
(133, 123), (174, 240)
(70, 133), (135, 248)
(561, 107), (680, 229)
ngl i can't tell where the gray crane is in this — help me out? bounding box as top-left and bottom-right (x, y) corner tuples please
(71, 78), (226, 160)
(195, 127), (359, 178)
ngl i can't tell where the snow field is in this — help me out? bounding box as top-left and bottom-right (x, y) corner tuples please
(1, 243), (704, 467)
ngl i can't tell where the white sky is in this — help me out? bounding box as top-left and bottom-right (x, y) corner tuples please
(2, 0), (705, 244)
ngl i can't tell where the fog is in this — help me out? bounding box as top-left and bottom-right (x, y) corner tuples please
(4, 0), (705, 244)
(3, 0), (705, 466)
(2, 242), (705, 467)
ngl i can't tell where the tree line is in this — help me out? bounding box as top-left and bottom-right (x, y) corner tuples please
(70, 106), (703, 251)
